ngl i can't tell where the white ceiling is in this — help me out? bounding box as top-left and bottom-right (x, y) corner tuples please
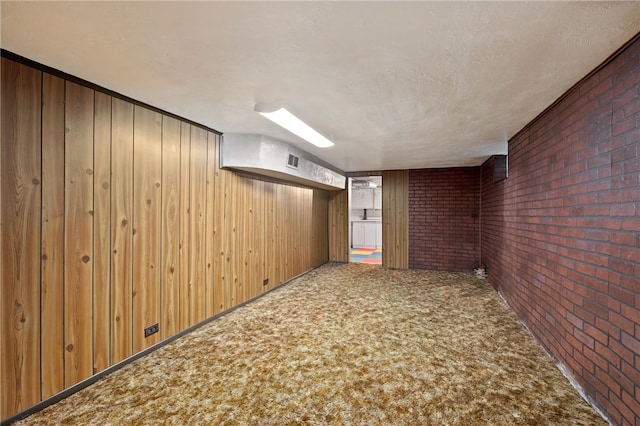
(2, 1), (639, 172)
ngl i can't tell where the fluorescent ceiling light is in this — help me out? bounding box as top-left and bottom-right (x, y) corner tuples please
(255, 103), (334, 148)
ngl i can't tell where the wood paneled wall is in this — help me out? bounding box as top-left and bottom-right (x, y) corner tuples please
(328, 172), (409, 268)
(1, 57), (42, 415)
(1, 57), (329, 420)
(328, 190), (349, 262)
(381, 171), (409, 269)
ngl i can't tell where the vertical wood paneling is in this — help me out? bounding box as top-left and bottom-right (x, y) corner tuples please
(287, 186), (295, 276)
(304, 189), (313, 270)
(279, 185), (286, 285)
(279, 185), (289, 281)
(110, 98), (134, 364)
(382, 170), (409, 269)
(288, 186), (295, 277)
(253, 179), (264, 296)
(312, 190), (329, 267)
(213, 146), (226, 314)
(179, 123), (191, 329)
(1, 58), (42, 418)
(40, 72), (65, 399)
(296, 188), (303, 273)
(321, 190), (330, 265)
(1, 56), (333, 420)
(63, 81), (94, 385)
(205, 132), (217, 317)
(299, 188), (307, 274)
(234, 175), (245, 303)
(263, 181), (276, 290)
(270, 183), (283, 287)
(328, 189), (349, 262)
(93, 91), (112, 373)
(189, 126), (208, 324)
(222, 169), (235, 310)
(229, 171), (238, 307)
(245, 177), (254, 299)
(132, 106), (162, 352)
(311, 190), (319, 267)
(161, 116), (181, 338)
(292, 187), (301, 276)
(241, 176), (252, 302)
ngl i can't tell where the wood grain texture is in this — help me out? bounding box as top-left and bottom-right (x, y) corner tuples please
(382, 170), (409, 269)
(275, 184), (285, 285)
(213, 150), (226, 314)
(252, 179), (265, 297)
(132, 106), (162, 352)
(263, 181), (276, 291)
(291, 187), (301, 276)
(223, 168), (234, 310)
(40, 72), (65, 399)
(239, 175), (251, 303)
(1, 58), (42, 418)
(231, 174), (244, 304)
(284, 185), (293, 279)
(179, 123), (191, 330)
(63, 81), (94, 386)
(1, 57), (335, 420)
(303, 189), (313, 271)
(189, 127), (208, 325)
(205, 132), (217, 317)
(297, 187), (306, 275)
(228, 172), (239, 307)
(110, 98), (134, 364)
(328, 189), (349, 262)
(161, 116), (181, 338)
(312, 190), (329, 268)
(93, 91), (112, 373)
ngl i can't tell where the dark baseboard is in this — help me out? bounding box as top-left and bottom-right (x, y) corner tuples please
(1, 263), (325, 425)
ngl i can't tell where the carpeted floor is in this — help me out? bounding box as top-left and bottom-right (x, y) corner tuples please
(16, 263), (605, 425)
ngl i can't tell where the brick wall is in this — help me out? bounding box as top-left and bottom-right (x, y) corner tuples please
(408, 167), (480, 271)
(481, 36), (640, 425)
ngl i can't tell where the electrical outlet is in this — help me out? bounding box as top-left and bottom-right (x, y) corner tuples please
(263, 278), (269, 286)
(144, 323), (159, 338)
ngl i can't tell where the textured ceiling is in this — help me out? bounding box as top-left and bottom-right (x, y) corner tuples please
(2, 1), (639, 172)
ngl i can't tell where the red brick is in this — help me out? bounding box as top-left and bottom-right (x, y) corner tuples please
(610, 232), (636, 246)
(596, 218), (622, 230)
(583, 342), (609, 371)
(479, 38), (640, 426)
(620, 304), (639, 325)
(583, 299), (609, 320)
(595, 292), (621, 313)
(597, 190), (623, 204)
(621, 389), (640, 424)
(575, 328), (596, 349)
(409, 167), (479, 272)
(620, 360), (640, 392)
(596, 339), (620, 365)
(611, 285), (636, 305)
(613, 116), (637, 136)
(596, 395), (622, 426)
(596, 365), (623, 396)
(567, 311), (584, 329)
(615, 391), (638, 426)
(610, 311), (636, 337)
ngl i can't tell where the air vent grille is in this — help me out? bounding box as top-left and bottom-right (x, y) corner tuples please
(493, 154), (508, 182)
(287, 153), (299, 169)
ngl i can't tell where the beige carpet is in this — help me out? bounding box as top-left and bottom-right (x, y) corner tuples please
(17, 263), (605, 425)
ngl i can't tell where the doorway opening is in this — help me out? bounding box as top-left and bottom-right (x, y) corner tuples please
(348, 176), (383, 265)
